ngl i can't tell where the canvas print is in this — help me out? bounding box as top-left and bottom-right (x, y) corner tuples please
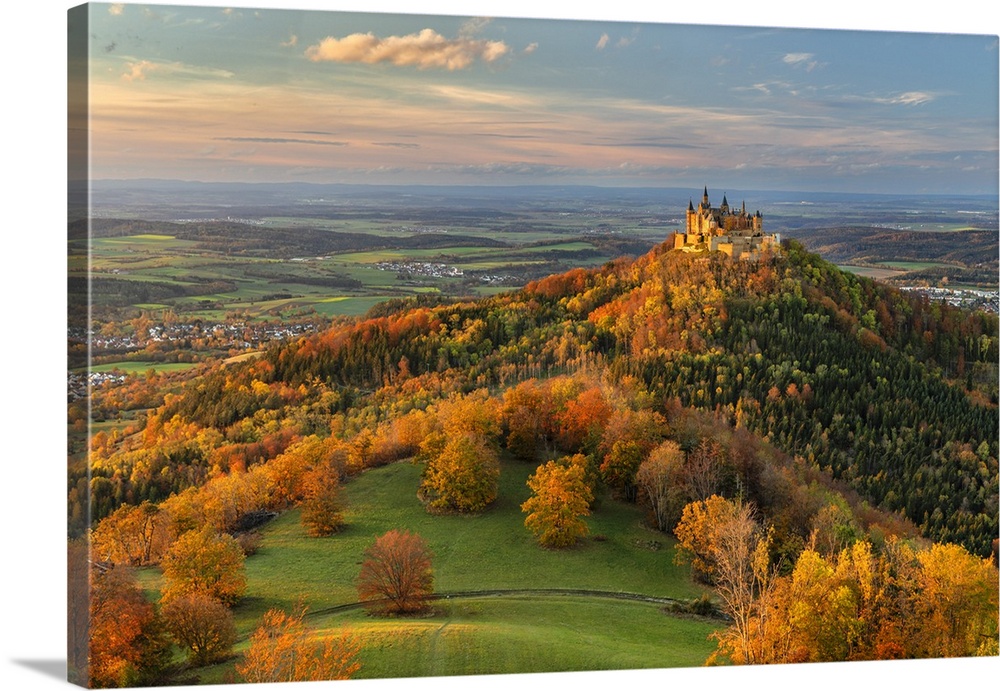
(67, 2), (999, 688)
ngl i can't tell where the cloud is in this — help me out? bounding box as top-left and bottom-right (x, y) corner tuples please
(427, 84), (536, 108)
(281, 35), (298, 48)
(885, 91), (934, 105)
(122, 60), (157, 82)
(120, 58), (235, 82)
(524, 43), (538, 55)
(215, 137), (348, 146)
(843, 91), (936, 106)
(108, 3), (124, 15)
(618, 29), (640, 49)
(459, 17), (493, 37)
(597, 30), (638, 51)
(782, 52), (813, 65)
(783, 52), (820, 71)
(305, 29), (510, 70)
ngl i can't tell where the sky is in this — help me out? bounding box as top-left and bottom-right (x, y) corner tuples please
(76, 1), (999, 194)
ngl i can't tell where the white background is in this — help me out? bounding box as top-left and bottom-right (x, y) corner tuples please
(2, 2), (998, 690)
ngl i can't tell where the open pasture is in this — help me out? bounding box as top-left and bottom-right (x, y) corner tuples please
(139, 456), (716, 681)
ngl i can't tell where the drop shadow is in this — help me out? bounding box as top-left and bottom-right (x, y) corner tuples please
(11, 659), (66, 681)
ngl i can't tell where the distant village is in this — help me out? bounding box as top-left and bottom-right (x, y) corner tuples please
(901, 286), (999, 314)
(68, 319), (324, 401)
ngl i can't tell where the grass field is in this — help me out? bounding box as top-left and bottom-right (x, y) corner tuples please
(196, 596), (718, 683)
(877, 260), (954, 271)
(837, 265), (906, 280)
(140, 457), (719, 682)
(86, 360), (203, 374)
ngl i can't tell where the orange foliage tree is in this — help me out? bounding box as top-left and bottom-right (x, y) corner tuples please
(160, 527), (247, 606)
(237, 605), (361, 683)
(89, 565), (170, 688)
(502, 379), (548, 460)
(161, 592), (236, 666)
(522, 456), (594, 548)
(357, 530), (434, 615)
(555, 386), (611, 453)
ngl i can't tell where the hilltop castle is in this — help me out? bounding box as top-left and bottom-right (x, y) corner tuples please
(673, 187), (779, 259)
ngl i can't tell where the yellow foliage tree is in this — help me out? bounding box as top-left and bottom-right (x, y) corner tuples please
(419, 433), (499, 513)
(160, 527), (246, 606)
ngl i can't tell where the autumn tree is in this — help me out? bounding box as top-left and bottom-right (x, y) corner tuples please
(808, 497), (862, 557)
(237, 605), (361, 683)
(674, 495), (744, 582)
(264, 435), (328, 508)
(636, 440), (687, 532)
(436, 389), (503, 441)
(160, 527), (247, 606)
(912, 542), (999, 657)
(555, 386), (612, 453)
(502, 379), (548, 460)
(708, 538), (999, 665)
(357, 530), (434, 615)
(522, 456), (594, 548)
(418, 433), (500, 513)
(598, 407), (665, 501)
(91, 500), (173, 566)
(161, 592), (236, 666)
(684, 438), (731, 502)
(89, 565), (171, 688)
(300, 458), (346, 537)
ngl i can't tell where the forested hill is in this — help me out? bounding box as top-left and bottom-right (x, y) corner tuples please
(112, 238), (998, 557)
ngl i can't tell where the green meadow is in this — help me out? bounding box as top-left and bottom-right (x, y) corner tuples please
(87, 361), (202, 374)
(141, 457), (719, 682)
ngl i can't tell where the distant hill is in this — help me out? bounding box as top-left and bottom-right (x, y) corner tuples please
(785, 225), (998, 287)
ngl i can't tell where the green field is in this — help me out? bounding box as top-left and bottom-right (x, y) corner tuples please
(140, 457), (719, 682)
(86, 360), (203, 374)
(877, 260), (954, 271)
(837, 265), (905, 280)
(77, 211), (663, 323)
